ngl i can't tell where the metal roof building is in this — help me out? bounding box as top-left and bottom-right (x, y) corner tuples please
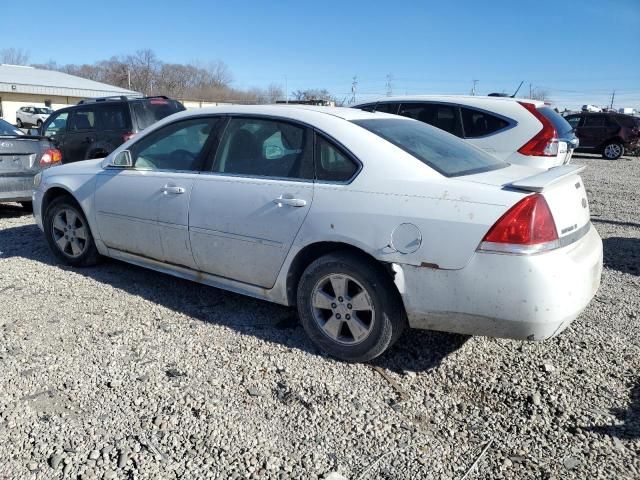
(0, 64), (140, 124)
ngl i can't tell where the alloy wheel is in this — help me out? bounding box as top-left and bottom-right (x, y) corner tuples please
(51, 208), (89, 258)
(604, 143), (622, 159)
(311, 273), (375, 346)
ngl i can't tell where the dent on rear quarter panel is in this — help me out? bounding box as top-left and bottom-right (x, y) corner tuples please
(296, 178), (522, 271)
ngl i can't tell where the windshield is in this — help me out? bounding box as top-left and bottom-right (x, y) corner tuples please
(538, 106), (573, 136)
(0, 119), (24, 136)
(35, 107), (53, 114)
(131, 98), (185, 130)
(352, 118), (507, 177)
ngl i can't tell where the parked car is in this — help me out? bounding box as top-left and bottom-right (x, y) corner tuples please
(0, 118), (61, 210)
(353, 96), (578, 170)
(39, 95), (185, 164)
(16, 106), (53, 128)
(33, 106), (602, 362)
(564, 112), (640, 159)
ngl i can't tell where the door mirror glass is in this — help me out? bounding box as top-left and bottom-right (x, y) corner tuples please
(111, 150), (133, 168)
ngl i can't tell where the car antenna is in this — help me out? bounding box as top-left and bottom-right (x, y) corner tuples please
(511, 81), (524, 98)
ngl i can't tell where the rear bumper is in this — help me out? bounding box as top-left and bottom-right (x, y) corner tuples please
(0, 176), (34, 202)
(395, 224), (603, 340)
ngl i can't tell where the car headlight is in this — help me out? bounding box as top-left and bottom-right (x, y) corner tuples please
(33, 172), (42, 187)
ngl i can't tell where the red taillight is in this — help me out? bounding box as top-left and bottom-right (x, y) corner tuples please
(122, 132), (136, 142)
(478, 194), (559, 254)
(517, 101), (559, 157)
(39, 148), (62, 167)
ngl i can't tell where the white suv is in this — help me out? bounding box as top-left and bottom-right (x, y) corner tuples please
(16, 106), (53, 128)
(353, 96), (578, 169)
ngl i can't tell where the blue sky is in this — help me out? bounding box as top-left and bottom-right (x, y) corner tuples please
(2, 0), (638, 109)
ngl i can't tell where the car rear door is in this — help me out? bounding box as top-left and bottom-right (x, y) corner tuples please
(578, 114), (608, 149)
(188, 116), (314, 288)
(64, 107), (97, 162)
(95, 116), (221, 267)
(94, 103), (132, 157)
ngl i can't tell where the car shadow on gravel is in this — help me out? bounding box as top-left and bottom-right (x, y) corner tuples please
(0, 203), (32, 219)
(602, 237), (640, 276)
(583, 378), (640, 440)
(0, 223), (467, 370)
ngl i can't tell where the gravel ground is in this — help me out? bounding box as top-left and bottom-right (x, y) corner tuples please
(0, 153), (638, 480)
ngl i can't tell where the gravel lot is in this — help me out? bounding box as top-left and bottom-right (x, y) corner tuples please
(0, 154), (638, 480)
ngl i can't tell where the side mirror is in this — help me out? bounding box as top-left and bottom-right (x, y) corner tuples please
(111, 150), (133, 168)
(27, 128), (40, 136)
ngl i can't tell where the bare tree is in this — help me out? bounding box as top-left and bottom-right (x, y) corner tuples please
(292, 89), (333, 102)
(1, 47), (30, 65)
(530, 88), (550, 102)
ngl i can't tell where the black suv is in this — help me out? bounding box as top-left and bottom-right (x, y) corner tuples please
(564, 112), (640, 160)
(40, 96), (185, 163)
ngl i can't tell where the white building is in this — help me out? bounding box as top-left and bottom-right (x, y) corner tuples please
(0, 64), (139, 124)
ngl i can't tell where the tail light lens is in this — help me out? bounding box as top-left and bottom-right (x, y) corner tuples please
(122, 132), (136, 142)
(478, 194), (559, 255)
(517, 102), (559, 157)
(39, 148), (62, 167)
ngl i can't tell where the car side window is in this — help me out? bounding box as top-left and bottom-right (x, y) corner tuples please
(315, 135), (358, 182)
(68, 108), (96, 131)
(213, 117), (313, 180)
(358, 104), (376, 112)
(44, 112), (69, 136)
(460, 107), (510, 138)
(375, 103), (400, 114)
(583, 115), (605, 127)
(96, 104), (129, 131)
(565, 115), (582, 128)
(131, 118), (219, 172)
(398, 103), (463, 137)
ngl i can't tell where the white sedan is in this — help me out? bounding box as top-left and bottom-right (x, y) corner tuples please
(16, 106), (53, 128)
(32, 105), (603, 361)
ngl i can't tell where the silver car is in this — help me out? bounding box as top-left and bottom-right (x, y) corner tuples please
(0, 119), (61, 209)
(32, 106), (602, 362)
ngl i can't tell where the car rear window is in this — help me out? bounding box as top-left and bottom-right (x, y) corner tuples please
(131, 98), (185, 130)
(0, 119), (23, 136)
(538, 106), (573, 136)
(615, 115), (637, 129)
(353, 118), (507, 177)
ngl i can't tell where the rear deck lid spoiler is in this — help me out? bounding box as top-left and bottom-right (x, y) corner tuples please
(507, 165), (585, 192)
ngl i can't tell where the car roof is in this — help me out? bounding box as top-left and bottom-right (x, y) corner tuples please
(166, 104), (396, 122)
(352, 95), (544, 107)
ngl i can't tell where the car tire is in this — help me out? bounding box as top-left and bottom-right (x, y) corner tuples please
(602, 141), (624, 160)
(297, 251), (406, 362)
(44, 196), (101, 267)
(16, 118), (23, 128)
(20, 201), (33, 212)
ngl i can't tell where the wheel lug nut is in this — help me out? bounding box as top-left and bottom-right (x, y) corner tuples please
(347, 304), (352, 309)
(338, 297), (343, 302)
(345, 314), (351, 320)
(331, 303), (337, 309)
(335, 314), (341, 319)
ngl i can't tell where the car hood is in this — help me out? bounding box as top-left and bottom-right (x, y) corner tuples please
(44, 158), (103, 178)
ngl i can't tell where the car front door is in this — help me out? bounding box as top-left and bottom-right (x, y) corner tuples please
(189, 116), (314, 288)
(94, 117), (222, 267)
(64, 107), (97, 162)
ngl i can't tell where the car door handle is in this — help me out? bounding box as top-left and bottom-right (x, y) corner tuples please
(160, 185), (186, 195)
(273, 196), (307, 207)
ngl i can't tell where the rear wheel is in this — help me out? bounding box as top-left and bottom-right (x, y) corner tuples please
(44, 197), (101, 267)
(602, 141), (624, 160)
(297, 251), (406, 362)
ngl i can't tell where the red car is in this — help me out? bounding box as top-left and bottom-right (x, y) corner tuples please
(565, 112), (640, 159)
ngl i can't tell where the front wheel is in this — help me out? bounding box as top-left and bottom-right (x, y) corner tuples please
(44, 197), (101, 267)
(603, 141), (624, 160)
(297, 251), (406, 362)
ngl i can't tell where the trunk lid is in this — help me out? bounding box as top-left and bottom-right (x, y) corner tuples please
(464, 164), (591, 241)
(0, 137), (41, 175)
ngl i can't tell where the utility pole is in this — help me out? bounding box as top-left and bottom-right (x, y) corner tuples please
(529, 83), (532, 99)
(471, 79), (479, 96)
(127, 68), (131, 90)
(385, 74), (393, 97)
(350, 75), (358, 104)
(610, 89), (616, 110)
(285, 75), (288, 104)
